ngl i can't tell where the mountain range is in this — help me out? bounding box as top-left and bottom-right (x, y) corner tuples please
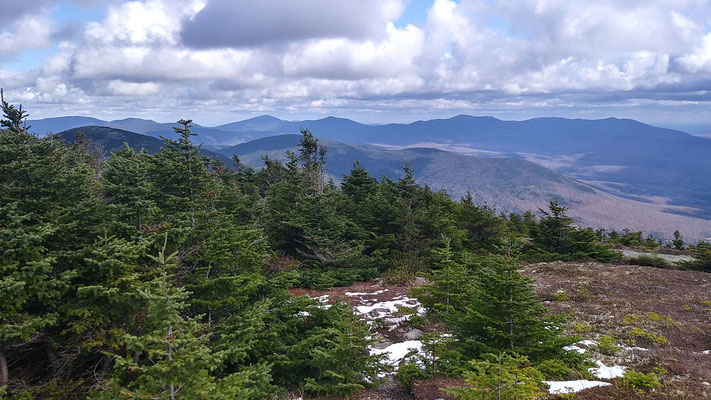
(52, 122), (711, 241)
(34, 114), (711, 220)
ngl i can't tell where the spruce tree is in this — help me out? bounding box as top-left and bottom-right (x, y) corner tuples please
(452, 248), (568, 360)
(534, 200), (575, 254)
(445, 352), (545, 400)
(103, 144), (158, 234)
(412, 236), (472, 315)
(341, 161), (377, 204)
(99, 236), (252, 399)
(0, 88), (30, 133)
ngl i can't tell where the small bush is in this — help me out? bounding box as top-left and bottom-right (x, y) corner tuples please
(629, 255), (671, 268)
(626, 328), (668, 346)
(536, 359), (571, 380)
(572, 287), (595, 302)
(446, 353), (546, 400)
(396, 361), (429, 387)
(553, 290), (569, 302)
(620, 369), (662, 394)
(573, 322), (592, 334)
(596, 335), (619, 356)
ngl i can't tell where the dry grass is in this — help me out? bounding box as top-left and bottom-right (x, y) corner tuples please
(526, 261), (711, 399)
(292, 262), (711, 399)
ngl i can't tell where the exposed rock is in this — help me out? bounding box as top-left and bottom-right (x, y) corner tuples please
(373, 340), (393, 350)
(404, 328), (423, 340)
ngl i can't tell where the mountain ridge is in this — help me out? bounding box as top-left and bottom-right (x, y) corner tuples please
(29, 114), (711, 219)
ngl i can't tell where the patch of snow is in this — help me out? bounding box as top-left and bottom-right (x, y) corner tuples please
(311, 295), (331, 309)
(385, 315), (412, 330)
(345, 289), (388, 296)
(545, 380), (612, 394)
(618, 344), (648, 351)
(589, 360), (626, 379)
(355, 297), (421, 317)
(312, 295), (329, 302)
(563, 345), (586, 354)
(370, 340), (423, 367)
(693, 350), (711, 355)
(563, 339), (597, 354)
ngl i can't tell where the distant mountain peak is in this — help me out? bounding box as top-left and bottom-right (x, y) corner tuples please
(245, 114), (283, 122)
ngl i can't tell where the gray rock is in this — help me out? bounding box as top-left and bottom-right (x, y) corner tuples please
(374, 340), (393, 350)
(404, 328), (423, 340)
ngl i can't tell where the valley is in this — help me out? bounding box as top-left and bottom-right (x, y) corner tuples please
(52, 118), (711, 240)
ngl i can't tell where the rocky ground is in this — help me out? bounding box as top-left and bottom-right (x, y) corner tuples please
(290, 262), (711, 399)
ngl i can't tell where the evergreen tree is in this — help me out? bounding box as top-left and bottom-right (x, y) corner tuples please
(69, 234), (148, 381)
(534, 200), (575, 254)
(103, 144), (158, 234)
(451, 248), (568, 360)
(99, 236), (253, 399)
(0, 203), (67, 388)
(412, 236), (472, 315)
(0, 117), (101, 391)
(150, 119), (210, 228)
(0, 88), (30, 133)
(458, 192), (505, 250)
(445, 352), (545, 400)
(341, 161), (377, 203)
(672, 230), (685, 250)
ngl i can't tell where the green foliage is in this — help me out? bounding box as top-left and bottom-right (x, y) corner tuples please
(396, 332), (463, 387)
(536, 358), (571, 380)
(411, 237), (472, 315)
(450, 253), (570, 361)
(529, 200), (618, 262)
(1, 89), (30, 133)
(620, 369), (663, 394)
(626, 328), (668, 346)
(672, 230), (685, 250)
(629, 255), (672, 268)
(445, 352), (546, 400)
(98, 237), (264, 399)
(596, 335), (619, 356)
(553, 290), (569, 302)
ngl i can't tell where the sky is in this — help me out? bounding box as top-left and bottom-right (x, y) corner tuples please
(2, 0), (711, 128)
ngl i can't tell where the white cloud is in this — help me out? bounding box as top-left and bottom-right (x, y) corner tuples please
(180, 0), (405, 47)
(679, 34), (711, 73)
(106, 80), (161, 95)
(0, 15), (53, 56)
(3, 0), (711, 124)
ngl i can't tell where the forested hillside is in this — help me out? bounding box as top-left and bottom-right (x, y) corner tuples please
(3, 99), (711, 399)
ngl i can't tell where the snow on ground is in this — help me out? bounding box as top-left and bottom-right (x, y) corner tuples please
(618, 344), (648, 351)
(563, 339), (598, 354)
(346, 289), (388, 296)
(545, 380), (612, 394)
(371, 340), (424, 367)
(354, 295), (422, 319)
(589, 360), (626, 379)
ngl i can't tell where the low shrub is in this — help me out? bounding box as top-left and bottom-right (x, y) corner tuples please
(629, 255), (671, 268)
(596, 335), (619, 356)
(620, 369), (662, 394)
